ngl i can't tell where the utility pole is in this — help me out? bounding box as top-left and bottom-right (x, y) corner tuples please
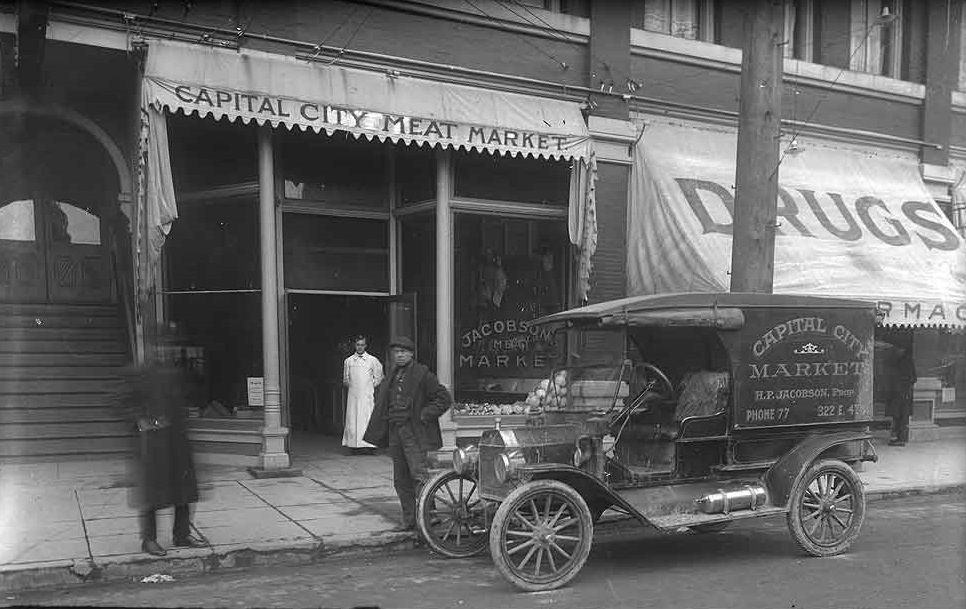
(730, 0), (784, 293)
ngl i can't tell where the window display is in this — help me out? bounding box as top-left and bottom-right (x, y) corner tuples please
(454, 215), (569, 411)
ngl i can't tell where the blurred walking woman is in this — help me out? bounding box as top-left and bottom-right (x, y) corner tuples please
(123, 329), (206, 556)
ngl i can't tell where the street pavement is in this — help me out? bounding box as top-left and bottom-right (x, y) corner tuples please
(7, 492), (964, 609)
(0, 430), (964, 594)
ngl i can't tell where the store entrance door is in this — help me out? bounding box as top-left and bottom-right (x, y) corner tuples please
(0, 198), (112, 303)
(286, 293), (416, 442)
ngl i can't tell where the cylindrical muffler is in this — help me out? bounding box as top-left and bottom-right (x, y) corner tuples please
(695, 485), (768, 514)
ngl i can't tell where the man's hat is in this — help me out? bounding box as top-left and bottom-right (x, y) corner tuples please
(389, 336), (415, 351)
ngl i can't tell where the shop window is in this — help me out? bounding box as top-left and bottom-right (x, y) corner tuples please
(455, 215), (569, 402)
(50, 201), (100, 245)
(164, 199), (260, 291)
(282, 214), (389, 292)
(279, 130), (388, 209)
(633, 0), (714, 41)
(167, 114), (258, 194)
(166, 292), (263, 411)
(0, 200), (36, 241)
(849, 0), (904, 78)
(453, 151), (569, 205)
(396, 145), (436, 206)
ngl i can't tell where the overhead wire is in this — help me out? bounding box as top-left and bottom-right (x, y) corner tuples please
(462, 0), (570, 70)
(310, 5), (360, 58)
(322, 7), (375, 67)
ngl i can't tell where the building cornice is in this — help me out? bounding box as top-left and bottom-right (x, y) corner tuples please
(630, 29), (924, 106)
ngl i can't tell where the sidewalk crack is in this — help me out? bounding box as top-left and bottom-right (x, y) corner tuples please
(234, 480), (322, 542)
(305, 477), (397, 522)
(73, 489), (95, 562)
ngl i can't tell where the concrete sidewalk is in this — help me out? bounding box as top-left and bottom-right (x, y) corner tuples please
(1, 432), (964, 593)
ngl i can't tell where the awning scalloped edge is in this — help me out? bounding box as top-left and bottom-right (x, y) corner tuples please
(157, 102), (585, 162)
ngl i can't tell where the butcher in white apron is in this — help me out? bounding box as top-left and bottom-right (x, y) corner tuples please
(342, 336), (384, 452)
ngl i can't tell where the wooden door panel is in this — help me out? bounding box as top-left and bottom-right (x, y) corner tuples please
(0, 245), (46, 302)
(47, 244), (112, 303)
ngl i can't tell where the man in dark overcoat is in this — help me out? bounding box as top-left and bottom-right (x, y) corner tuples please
(126, 347), (206, 556)
(887, 339), (917, 446)
(364, 336), (452, 531)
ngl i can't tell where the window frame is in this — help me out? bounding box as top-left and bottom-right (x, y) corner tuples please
(849, 0), (904, 78)
(783, 0), (816, 62)
(634, 0), (716, 43)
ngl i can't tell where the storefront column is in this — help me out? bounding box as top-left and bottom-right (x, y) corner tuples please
(250, 126), (298, 477)
(436, 149), (457, 452)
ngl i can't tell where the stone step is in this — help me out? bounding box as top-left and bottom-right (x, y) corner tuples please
(0, 406), (125, 424)
(0, 420), (132, 439)
(0, 303), (118, 317)
(0, 314), (121, 329)
(0, 352), (129, 367)
(0, 393), (117, 408)
(0, 378), (123, 394)
(0, 340), (127, 354)
(0, 366), (127, 380)
(0, 436), (133, 459)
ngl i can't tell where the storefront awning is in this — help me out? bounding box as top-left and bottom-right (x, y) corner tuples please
(628, 122), (966, 329)
(142, 40), (591, 161)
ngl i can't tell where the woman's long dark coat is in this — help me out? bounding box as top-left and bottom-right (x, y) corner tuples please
(125, 364), (199, 510)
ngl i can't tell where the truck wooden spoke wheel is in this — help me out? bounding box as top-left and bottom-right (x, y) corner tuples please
(417, 470), (489, 558)
(786, 459), (866, 557)
(490, 480), (594, 592)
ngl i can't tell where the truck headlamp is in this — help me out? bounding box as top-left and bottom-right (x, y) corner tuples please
(494, 450), (525, 483)
(451, 445), (479, 475)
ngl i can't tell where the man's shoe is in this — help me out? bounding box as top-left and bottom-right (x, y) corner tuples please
(391, 523), (416, 533)
(142, 539), (167, 556)
(888, 439), (906, 446)
(173, 534), (207, 548)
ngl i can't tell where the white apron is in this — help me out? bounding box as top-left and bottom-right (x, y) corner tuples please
(342, 352), (384, 448)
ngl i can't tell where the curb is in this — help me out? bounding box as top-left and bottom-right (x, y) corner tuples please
(2, 483), (964, 594)
(865, 482), (966, 502)
(0, 532), (419, 594)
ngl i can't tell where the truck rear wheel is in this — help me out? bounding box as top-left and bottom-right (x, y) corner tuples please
(786, 459), (866, 557)
(489, 480), (593, 592)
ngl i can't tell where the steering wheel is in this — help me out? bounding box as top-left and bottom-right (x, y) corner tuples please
(636, 362), (675, 401)
(617, 362), (675, 420)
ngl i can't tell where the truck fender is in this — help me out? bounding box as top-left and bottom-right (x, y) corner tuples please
(520, 463), (655, 528)
(764, 430), (876, 508)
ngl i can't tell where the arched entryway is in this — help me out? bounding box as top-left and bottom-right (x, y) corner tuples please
(0, 107), (127, 304)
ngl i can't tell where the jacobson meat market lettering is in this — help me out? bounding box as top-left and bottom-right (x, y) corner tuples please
(459, 319), (556, 370)
(170, 84), (573, 152)
(675, 178), (964, 251)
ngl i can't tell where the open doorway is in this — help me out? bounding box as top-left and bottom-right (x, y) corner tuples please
(286, 294), (391, 442)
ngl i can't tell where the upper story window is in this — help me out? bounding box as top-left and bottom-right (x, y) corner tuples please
(849, 0), (904, 78)
(959, 1), (966, 91)
(518, 0), (590, 18)
(633, 0), (714, 41)
(783, 0), (816, 61)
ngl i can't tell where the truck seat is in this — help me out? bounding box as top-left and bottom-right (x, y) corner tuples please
(674, 371), (730, 422)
